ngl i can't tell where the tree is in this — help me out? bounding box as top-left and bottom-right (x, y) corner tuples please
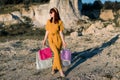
(93, 0), (103, 10)
(104, 1), (113, 9)
(49, 0), (82, 28)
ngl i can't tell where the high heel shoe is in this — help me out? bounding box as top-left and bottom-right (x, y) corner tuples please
(60, 73), (65, 77)
(51, 71), (55, 75)
(51, 70), (55, 75)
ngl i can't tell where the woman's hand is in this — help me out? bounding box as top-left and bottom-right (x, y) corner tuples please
(63, 41), (67, 48)
(42, 31), (49, 46)
(42, 40), (46, 46)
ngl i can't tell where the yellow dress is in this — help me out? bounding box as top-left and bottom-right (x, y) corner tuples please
(45, 19), (64, 71)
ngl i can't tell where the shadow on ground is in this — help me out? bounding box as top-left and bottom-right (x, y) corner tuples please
(65, 34), (119, 76)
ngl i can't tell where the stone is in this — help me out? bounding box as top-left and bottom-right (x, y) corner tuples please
(21, 6), (35, 19)
(81, 15), (89, 20)
(5, 14), (12, 22)
(105, 24), (114, 31)
(116, 17), (120, 27)
(117, 9), (120, 15)
(0, 15), (4, 22)
(11, 11), (22, 18)
(70, 31), (78, 38)
(82, 23), (99, 35)
(4, 20), (19, 26)
(100, 10), (114, 20)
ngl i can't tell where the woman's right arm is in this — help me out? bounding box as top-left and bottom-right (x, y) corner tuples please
(42, 31), (49, 46)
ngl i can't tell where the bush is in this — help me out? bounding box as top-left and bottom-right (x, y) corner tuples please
(0, 0), (50, 5)
(103, 1), (120, 11)
(93, 0), (103, 10)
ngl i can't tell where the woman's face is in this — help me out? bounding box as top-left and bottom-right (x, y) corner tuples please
(50, 11), (55, 18)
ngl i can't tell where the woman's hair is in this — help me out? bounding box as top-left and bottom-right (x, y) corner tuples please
(49, 7), (61, 24)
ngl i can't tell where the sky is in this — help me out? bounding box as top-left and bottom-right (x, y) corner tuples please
(82, 0), (120, 3)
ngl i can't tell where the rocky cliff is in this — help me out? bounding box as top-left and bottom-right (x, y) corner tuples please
(0, 0), (82, 29)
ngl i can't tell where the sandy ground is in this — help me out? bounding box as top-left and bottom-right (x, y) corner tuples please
(0, 30), (120, 80)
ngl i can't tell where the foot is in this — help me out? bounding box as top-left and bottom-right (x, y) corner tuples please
(60, 73), (65, 77)
(51, 70), (55, 75)
(59, 70), (65, 77)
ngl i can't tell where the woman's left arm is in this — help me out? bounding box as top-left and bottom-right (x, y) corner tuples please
(60, 31), (66, 48)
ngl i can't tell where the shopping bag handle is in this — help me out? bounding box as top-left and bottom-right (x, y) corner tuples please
(41, 45), (49, 49)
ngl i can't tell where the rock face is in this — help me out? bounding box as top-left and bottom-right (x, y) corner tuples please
(100, 10), (115, 20)
(0, 11), (22, 26)
(33, 4), (49, 27)
(0, 0), (82, 29)
(116, 17), (120, 27)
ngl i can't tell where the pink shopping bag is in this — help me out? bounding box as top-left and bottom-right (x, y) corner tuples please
(38, 47), (52, 60)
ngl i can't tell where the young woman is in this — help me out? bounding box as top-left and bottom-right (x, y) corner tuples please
(42, 7), (66, 77)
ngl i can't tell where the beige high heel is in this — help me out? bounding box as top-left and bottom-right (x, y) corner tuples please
(60, 74), (65, 77)
(51, 70), (55, 75)
(59, 70), (65, 77)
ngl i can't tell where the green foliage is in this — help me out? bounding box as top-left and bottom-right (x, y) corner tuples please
(0, 5), (20, 14)
(113, 14), (120, 27)
(103, 1), (120, 11)
(1, 17), (30, 35)
(0, 0), (50, 14)
(82, 0), (103, 11)
(0, 16), (32, 36)
(0, 16), (45, 42)
(0, 0), (50, 5)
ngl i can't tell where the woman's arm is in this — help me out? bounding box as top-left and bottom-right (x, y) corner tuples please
(60, 31), (66, 48)
(43, 31), (49, 46)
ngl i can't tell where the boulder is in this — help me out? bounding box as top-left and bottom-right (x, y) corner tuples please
(0, 11), (22, 26)
(117, 9), (120, 15)
(94, 21), (104, 29)
(4, 20), (19, 26)
(70, 31), (78, 38)
(11, 11), (22, 18)
(0, 14), (12, 22)
(82, 21), (104, 35)
(116, 17), (120, 27)
(105, 24), (114, 31)
(0, 15), (4, 22)
(21, 6), (35, 19)
(100, 10), (114, 20)
(82, 24), (97, 35)
(81, 15), (89, 20)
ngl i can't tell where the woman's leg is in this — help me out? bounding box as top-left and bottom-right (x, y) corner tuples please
(50, 44), (62, 71)
(59, 69), (65, 77)
(50, 43), (65, 77)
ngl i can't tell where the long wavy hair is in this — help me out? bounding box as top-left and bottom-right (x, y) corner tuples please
(49, 7), (61, 24)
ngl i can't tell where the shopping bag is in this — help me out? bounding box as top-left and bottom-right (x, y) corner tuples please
(36, 52), (52, 70)
(38, 47), (52, 60)
(61, 49), (71, 66)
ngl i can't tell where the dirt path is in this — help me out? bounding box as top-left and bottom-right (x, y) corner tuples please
(0, 31), (120, 80)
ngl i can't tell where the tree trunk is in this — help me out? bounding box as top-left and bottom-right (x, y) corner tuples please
(49, 0), (82, 29)
(31, 0), (82, 29)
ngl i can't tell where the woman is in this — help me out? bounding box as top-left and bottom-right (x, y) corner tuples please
(42, 7), (66, 77)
